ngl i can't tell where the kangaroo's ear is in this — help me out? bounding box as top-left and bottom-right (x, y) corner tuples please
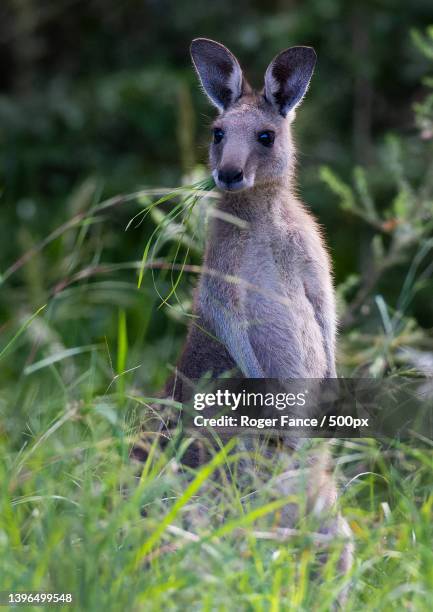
(264, 46), (316, 117)
(190, 38), (244, 112)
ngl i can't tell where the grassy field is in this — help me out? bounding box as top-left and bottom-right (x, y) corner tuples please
(1, 181), (432, 611)
(1, 360), (432, 611)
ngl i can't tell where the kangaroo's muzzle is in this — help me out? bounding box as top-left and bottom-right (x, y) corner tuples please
(214, 167), (249, 191)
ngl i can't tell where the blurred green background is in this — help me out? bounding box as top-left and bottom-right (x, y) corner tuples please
(1, 0), (433, 390)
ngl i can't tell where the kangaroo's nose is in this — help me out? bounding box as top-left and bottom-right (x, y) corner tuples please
(218, 167), (244, 186)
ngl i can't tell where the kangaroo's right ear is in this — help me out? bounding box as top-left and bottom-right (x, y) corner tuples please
(190, 38), (244, 112)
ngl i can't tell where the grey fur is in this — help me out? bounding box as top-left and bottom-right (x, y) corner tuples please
(264, 46), (317, 116)
(160, 39), (353, 589)
(190, 38), (245, 112)
(175, 40), (335, 381)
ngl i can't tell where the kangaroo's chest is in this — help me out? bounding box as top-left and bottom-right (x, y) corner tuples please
(198, 220), (326, 378)
(202, 225), (304, 316)
(237, 237), (282, 307)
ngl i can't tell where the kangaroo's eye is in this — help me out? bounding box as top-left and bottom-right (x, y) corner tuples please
(258, 130), (275, 147)
(213, 128), (224, 144)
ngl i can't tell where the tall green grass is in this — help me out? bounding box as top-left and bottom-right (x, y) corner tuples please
(0, 172), (432, 610)
(1, 365), (432, 610)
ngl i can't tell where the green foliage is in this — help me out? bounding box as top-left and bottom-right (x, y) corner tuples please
(1, 384), (432, 610)
(412, 25), (433, 137)
(136, 175), (215, 291)
(320, 36), (433, 375)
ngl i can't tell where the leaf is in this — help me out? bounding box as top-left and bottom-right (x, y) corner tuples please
(24, 344), (99, 375)
(137, 177), (216, 288)
(354, 166), (378, 221)
(0, 305), (46, 361)
(320, 166), (356, 212)
(94, 402), (119, 425)
(392, 190), (409, 219)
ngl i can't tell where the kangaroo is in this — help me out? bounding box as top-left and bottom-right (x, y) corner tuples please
(175, 38), (336, 384)
(136, 38), (353, 591)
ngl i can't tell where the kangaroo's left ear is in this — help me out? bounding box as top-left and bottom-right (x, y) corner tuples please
(264, 46), (316, 117)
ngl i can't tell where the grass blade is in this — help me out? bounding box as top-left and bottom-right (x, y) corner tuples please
(0, 304), (46, 361)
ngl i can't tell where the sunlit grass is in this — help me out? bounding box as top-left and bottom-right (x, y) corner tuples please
(134, 176), (216, 292)
(1, 363), (432, 611)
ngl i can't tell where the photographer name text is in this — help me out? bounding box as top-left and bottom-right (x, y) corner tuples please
(193, 414), (369, 430)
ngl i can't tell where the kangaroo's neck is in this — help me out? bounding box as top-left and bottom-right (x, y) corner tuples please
(215, 178), (294, 222)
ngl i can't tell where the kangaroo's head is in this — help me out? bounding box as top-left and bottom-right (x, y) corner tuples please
(190, 38), (316, 192)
